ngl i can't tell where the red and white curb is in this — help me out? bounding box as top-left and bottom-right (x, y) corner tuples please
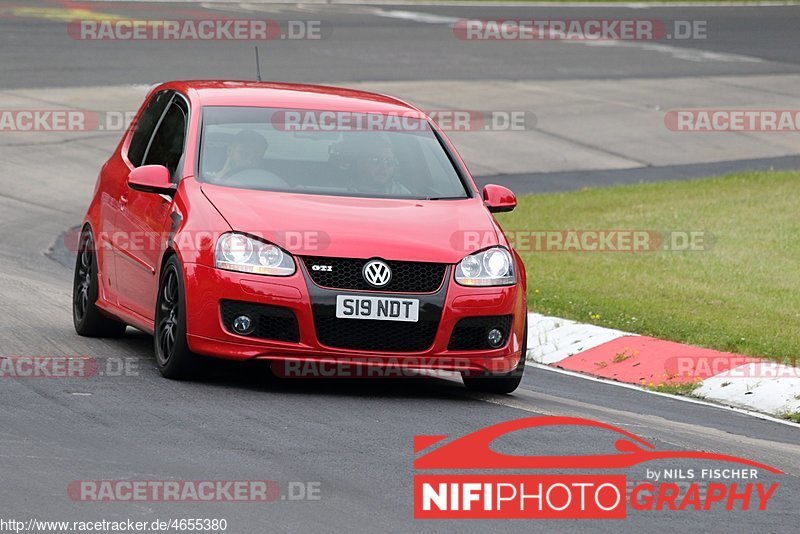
(526, 312), (800, 421)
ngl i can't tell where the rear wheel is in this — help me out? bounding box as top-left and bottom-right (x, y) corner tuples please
(154, 255), (199, 379)
(72, 228), (127, 338)
(462, 318), (527, 394)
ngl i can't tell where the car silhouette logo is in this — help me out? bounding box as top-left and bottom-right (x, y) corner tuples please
(363, 259), (392, 287)
(414, 416), (782, 473)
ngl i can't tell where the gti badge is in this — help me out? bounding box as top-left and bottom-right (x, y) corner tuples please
(363, 259), (392, 288)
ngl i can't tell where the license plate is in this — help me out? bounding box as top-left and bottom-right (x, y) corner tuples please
(335, 295), (419, 322)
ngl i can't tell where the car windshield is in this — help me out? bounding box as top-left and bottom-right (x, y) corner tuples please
(198, 106), (469, 199)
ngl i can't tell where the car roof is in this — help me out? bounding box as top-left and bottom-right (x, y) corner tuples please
(159, 80), (425, 116)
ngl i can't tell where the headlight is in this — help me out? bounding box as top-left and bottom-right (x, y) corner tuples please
(455, 247), (515, 286)
(215, 233), (296, 276)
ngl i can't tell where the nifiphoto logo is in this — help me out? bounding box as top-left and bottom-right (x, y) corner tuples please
(413, 417), (782, 519)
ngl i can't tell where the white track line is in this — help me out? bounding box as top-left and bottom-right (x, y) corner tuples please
(369, 7), (768, 64)
(525, 361), (800, 428)
(526, 311), (800, 422)
(574, 40), (763, 63)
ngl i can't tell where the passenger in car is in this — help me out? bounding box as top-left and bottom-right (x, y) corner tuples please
(211, 129), (269, 181)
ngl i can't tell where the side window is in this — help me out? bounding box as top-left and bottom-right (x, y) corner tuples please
(127, 91), (171, 167)
(143, 98), (187, 179)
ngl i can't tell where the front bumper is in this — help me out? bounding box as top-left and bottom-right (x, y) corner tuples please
(183, 261), (527, 374)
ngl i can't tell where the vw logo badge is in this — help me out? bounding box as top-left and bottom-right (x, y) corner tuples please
(363, 259), (392, 288)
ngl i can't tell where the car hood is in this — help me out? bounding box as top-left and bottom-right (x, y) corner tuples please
(200, 184), (499, 263)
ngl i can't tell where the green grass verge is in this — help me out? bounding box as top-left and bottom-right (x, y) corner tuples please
(642, 381), (703, 396)
(497, 171), (800, 364)
(782, 412), (800, 423)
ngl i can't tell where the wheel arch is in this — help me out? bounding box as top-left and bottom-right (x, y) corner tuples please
(159, 246), (178, 275)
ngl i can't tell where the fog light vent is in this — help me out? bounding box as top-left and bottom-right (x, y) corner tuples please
(487, 328), (504, 348)
(448, 315), (513, 351)
(232, 315), (254, 335)
(220, 300), (300, 342)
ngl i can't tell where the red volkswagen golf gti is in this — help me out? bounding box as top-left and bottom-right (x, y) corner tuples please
(73, 81), (528, 393)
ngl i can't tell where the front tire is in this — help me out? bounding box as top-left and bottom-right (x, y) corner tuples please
(462, 318), (527, 394)
(154, 255), (198, 379)
(73, 227), (127, 338)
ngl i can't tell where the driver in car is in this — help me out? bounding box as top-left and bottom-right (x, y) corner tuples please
(336, 136), (412, 196)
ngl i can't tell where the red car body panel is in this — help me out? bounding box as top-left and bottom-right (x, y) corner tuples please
(200, 184), (501, 263)
(81, 80), (528, 374)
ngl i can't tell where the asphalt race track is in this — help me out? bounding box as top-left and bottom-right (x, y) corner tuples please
(0, 2), (798, 532)
(4, 2), (800, 87)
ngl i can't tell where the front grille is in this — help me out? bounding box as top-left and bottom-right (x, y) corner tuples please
(448, 315), (513, 351)
(314, 316), (439, 352)
(220, 300), (300, 342)
(303, 256), (446, 293)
